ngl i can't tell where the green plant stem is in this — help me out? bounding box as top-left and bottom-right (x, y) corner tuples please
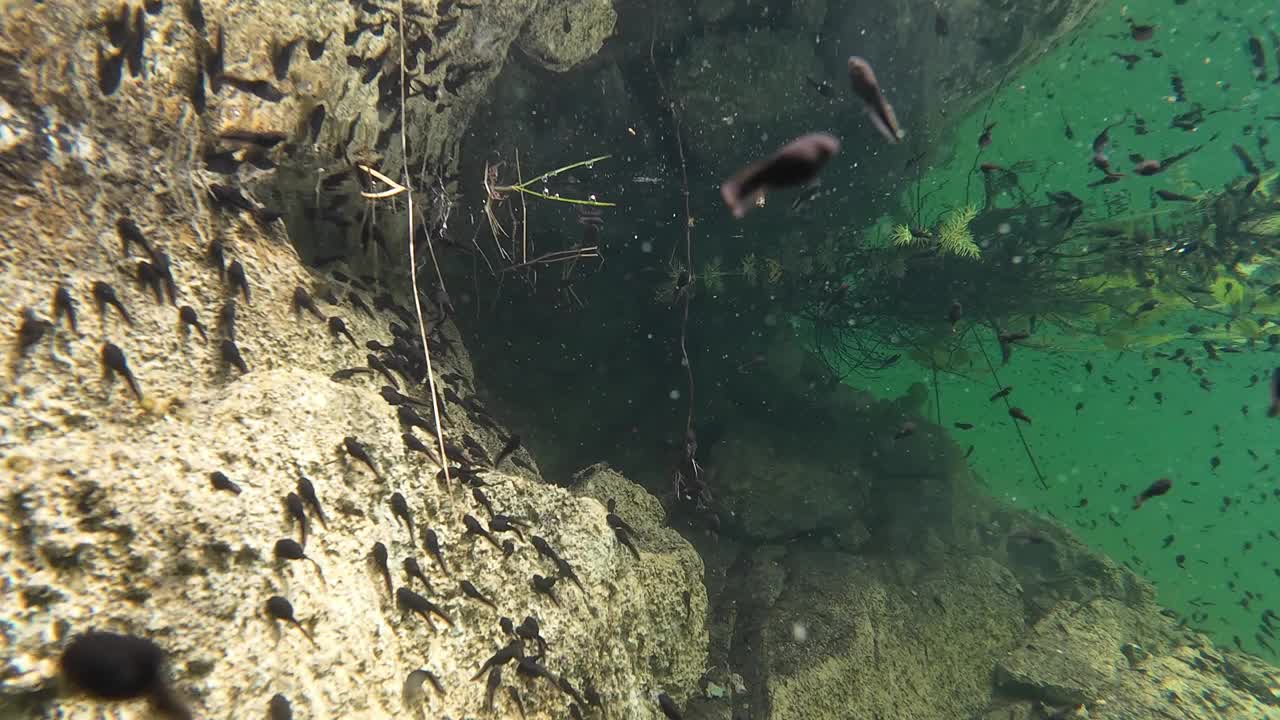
(493, 154), (617, 207)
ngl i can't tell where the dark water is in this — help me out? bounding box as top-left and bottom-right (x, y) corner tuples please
(461, 0), (1280, 662)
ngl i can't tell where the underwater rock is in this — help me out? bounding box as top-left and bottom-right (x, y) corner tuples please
(516, 0), (616, 73)
(568, 463), (711, 703)
(995, 598), (1169, 705)
(758, 552), (1026, 720)
(992, 598), (1280, 716)
(0, 0), (700, 701)
(707, 416), (873, 545)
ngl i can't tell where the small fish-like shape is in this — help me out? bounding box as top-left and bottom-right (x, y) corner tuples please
(989, 386), (1012, 402)
(52, 285), (78, 333)
(297, 475), (327, 527)
(101, 342), (142, 401)
(328, 316), (357, 347)
(1155, 189), (1198, 202)
(343, 436), (383, 480)
(218, 299), (236, 341)
(390, 492), (415, 543)
(531, 574), (560, 607)
(227, 260), (250, 302)
(847, 56), (902, 144)
(220, 338), (248, 373)
(484, 666), (502, 711)
(464, 514), (502, 550)
(1248, 36), (1267, 80)
(292, 286), (326, 321)
(473, 640), (523, 680)
(92, 281), (133, 326)
(1127, 18), (1155, 41)
(397, 405), (435, 434)
(372, 541), (393, 596)
(396, 587), (454, 628)
(116, 217), (152, 257)
(207, 237), (226, 279)
(1133, 159), (1162, 175)
(178, 305), (206, 341)
(1268, 368), (1280, 418)
(1008, 407), (1032, 424)
(489, 515), (527, 542)
(209, 471), (241, 494)
(461, 579), (498, 609)
(402, 431), (441, 464)
(953, 422), (973, 430)
(423, 528), (448, 574)
(135, 260), (164, 304)
(977, 121), (996, 148)
(1133, 478), (1172, 509)
(274, 538), (325, 580)
(381, 385), (430, 408)
(60, 631), (187, 713)
(404, 556), (434, 593)
(285, 492), (308, 546)
(265, 595), (316, 645)
(269, 693), (292, 720)
(946, 300), (962, 331)
(720, 133), (840, 218)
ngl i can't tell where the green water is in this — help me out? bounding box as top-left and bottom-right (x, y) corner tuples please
(868, 0), (1280, 657)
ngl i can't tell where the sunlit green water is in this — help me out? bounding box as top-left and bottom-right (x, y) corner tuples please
(862, 0), (1280, 656)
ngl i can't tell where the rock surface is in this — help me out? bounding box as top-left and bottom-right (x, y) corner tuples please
(760, 552), (1026, 720)
(0, 3), (701, 718)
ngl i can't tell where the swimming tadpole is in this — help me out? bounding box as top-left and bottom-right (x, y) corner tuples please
(719, 133), (840, 219)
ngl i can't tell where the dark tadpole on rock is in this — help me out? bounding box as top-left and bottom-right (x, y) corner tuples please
(60, 631), (192, 719)
(297, 475), (327, 527)
(265, 595), (316, 645)
(274, 538), (325, 581)
(53, 284), (78, 333)
(719, 133), (840, 218)
(177, 306), (206, 342)
(847, 56), (903, 144)
(101, 343), (142, 401)
(285, 492), (308, 546)
(269, 693), (292, 720)
(208, 471), (240, 494)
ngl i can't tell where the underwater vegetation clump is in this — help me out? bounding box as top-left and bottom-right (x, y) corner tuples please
(891, 205), (981, 258)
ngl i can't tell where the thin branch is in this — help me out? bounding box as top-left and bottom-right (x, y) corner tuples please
(396, 0), (450, 487)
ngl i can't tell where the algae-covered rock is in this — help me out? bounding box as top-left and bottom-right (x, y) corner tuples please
(995, 598), (1169, 704)
(516, 0), (617, 72)
(708, 417), (872, 546)
(0, 2), (703, 716)
(994, 599), (1280, 717)
(570, 463), (711, 702)
(761, 552), (1026, 720)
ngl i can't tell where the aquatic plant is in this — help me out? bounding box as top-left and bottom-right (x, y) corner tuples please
(890, 223), (916, 247)
(938, 205), (980, 259)
(765, 257), (784, 285)
(703, 257), (725, 293)
(741, 253), (758, 286)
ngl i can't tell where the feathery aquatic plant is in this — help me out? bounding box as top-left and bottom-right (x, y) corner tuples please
(890, 223), (916, 247)
(938, 205), (980, 259)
